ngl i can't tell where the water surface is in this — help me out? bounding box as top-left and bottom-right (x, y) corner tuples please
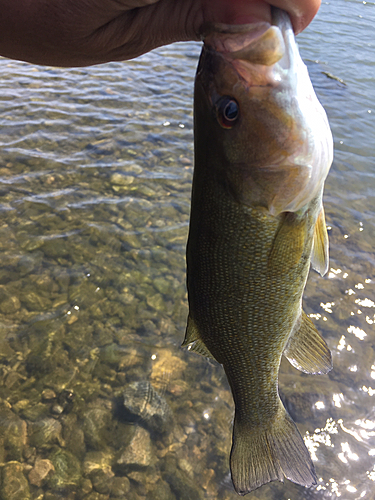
(0, 1), (374, 499)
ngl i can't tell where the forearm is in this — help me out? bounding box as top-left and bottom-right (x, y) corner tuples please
(0, 0), (201, 67)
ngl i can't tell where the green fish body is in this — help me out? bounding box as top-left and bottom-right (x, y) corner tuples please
(184, 8), (333, 496)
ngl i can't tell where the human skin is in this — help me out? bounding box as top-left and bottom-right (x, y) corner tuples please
(0, 0), (320, 67)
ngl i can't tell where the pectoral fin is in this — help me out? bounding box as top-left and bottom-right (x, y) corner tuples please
(268, 213), (307, 274)
(284, 311), (332, 374)
(182, 315), (216, 360)
(311, 206), (329, 277)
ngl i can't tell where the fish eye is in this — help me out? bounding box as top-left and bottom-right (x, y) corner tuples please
(216, 97), (239, 129)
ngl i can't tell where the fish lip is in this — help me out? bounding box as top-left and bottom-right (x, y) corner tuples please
(202, 8), (293, 58)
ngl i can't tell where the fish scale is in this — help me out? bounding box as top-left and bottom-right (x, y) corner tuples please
(183, 7), (333, 496)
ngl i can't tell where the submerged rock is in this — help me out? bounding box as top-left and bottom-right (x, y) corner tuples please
(47, 448), (82, 491)
(117, 426), (154, 469)
(0, 408), (27, 462)
(1, 461), (30, 500)
(110, 476), (130, 497)
(28, 418), (64, 448)
(28, 458), (55, 487)
(123, 381), (172, 434)
(82, 403), (114, 451)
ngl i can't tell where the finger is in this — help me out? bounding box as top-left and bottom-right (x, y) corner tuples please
(200, 0), (320, 35)
(269, 0), (321, 33)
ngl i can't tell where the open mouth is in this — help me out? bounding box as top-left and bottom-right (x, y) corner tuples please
(202, 8), (293, 69)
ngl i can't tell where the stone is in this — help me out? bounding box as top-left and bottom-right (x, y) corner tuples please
(110, 477), (130, 497)
(28, 418), (64, 448)
(117, 426), (153, 468)
(0, 295), (21, 314)
(1, 461), (30, 500)
(83, 451), (113, 476)
(82, 405), (114, 451)
(28, 458), (55, 487)
(146, 479), (175, 500)
(0, 408), (27, 462)
(47, 448), (82, 491)
(123, 381), (173, 434)
(150, 350), (187, 392)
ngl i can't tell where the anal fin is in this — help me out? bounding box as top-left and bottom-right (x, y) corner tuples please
(311, 205), (329, 277)
(284, 311), (332, 374)
(182, 315), (216, 360)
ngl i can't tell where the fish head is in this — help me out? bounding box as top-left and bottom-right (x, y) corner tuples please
(195, 9), (333, 215)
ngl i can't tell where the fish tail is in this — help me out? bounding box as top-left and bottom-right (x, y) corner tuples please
(230, 407), (317, 495)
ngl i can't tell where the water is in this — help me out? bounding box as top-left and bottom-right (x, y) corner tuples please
(0, 0), (374, 498)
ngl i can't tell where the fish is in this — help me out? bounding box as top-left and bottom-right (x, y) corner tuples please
(182, 7), (334, 496)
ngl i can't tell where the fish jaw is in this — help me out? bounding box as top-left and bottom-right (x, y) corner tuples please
(196, 9), (333, 216)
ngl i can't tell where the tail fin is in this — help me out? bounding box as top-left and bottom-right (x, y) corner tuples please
(230, 407), (317, 495)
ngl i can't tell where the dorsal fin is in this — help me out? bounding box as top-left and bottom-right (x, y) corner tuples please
(181, 315), (216, 360)
(311, 206), (329, 276)
(283, 311), (332, 374)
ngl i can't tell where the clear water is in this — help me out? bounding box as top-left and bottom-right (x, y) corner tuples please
(0, 0), (374, 498)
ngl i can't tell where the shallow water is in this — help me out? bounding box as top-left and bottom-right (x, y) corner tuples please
(0, 0), (374, 499)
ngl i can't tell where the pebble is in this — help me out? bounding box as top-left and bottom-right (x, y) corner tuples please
(117, 426), (153, 468)
(123, 381), (173, 434)
(28, 458), (55, 487)
(1, 461), (31, 500)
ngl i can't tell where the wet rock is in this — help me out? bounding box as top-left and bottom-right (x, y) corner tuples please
(1, 461), (30, 500)
(146, 479), (175, 500)
(146, 293), (165, 312)
(19, 290), (51, 311)
(110, 172), (135, 186)
(117, 426), (154, 469)
(0, 339), (15, 361)
(80, 492), (109, 500)
(28, 458), (55, 487)
(153, 277), (171, 295)
(0, 408), (27, 461)
(78, 477), (93, 497)
(150, 350), (187, 391)
(20, 403), (50, 422)
(28, 418), (64, 448)
(47, 448), (82, 491)
(83, 451), (113, 476)
(279, 374), (344, 425)
(61, 413), (86, 460)
(123, 381), (173, 434)
(82, 402), (114, 451)
(0, 294), (21, 314)
(17, 255), (36, 276)
(110, 476), (130, 497)
(163, 466), (205, 500)
(89, 468), (115, 495)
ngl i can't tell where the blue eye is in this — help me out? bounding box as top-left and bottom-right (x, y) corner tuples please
(217, 97), (239, 128)
(224, 100), (239, 120)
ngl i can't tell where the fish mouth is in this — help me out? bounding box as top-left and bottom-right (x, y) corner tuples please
(203, 8), (294, 76)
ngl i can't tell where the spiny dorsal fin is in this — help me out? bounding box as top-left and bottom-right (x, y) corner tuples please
(181, 315), (216, 360)
(311, 206), (329, 277)
(283, 311), (332, 374)
(268, 212), (307, 274)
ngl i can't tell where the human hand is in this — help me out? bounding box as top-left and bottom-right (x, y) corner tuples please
(0, 0), (321, 67)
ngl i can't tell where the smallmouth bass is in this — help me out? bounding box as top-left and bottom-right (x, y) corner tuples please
(183, 8), (334, 496)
